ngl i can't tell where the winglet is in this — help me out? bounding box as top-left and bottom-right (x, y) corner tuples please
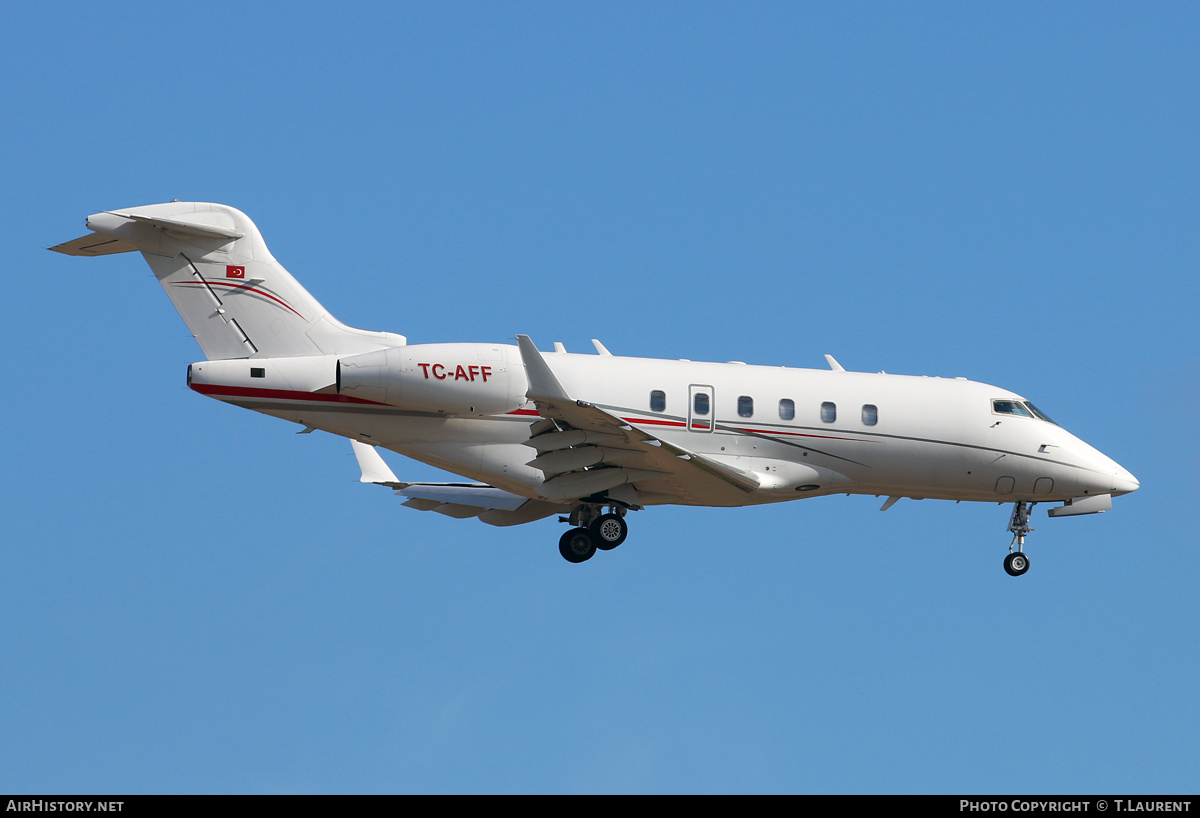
(351, 440), (403, 487)
(516, 335), (570, 401)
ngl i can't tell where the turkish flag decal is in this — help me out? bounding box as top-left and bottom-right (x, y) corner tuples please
(226, 265), (245, 279)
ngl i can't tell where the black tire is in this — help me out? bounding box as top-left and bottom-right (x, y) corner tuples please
(559, 527), (596, 563)
(589, 513), (628, 550)
(1004, 552), (1030, 577)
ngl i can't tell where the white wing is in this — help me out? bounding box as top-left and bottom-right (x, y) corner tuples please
(351, 440), (564, 526)
(516, 335), (760, 508)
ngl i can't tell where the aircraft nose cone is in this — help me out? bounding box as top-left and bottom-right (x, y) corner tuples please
(1112, 468), (1140, 496)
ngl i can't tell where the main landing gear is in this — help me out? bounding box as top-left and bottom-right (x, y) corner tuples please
(1004, 500), (1036, 577)
(557, 505), (630, 563)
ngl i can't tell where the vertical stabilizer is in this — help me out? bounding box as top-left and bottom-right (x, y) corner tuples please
(52, 202), (405, 360)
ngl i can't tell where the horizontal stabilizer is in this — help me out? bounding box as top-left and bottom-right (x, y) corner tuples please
(49, 233), (139, 256)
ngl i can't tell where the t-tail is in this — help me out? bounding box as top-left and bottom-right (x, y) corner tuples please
(51, 202), (406, 360)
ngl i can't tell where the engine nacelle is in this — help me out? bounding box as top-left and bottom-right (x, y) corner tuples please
(337, 343), (527, 416)
(188, 354), (340, 394)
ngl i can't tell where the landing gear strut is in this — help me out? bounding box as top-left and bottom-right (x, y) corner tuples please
(557, 505), (629, 563)
(1004, 500), (1036, 577)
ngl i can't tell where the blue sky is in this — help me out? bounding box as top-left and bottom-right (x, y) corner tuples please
(2, 2), (1197, 794)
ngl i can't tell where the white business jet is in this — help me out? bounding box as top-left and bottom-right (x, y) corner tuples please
(52, 202), (1139, 575)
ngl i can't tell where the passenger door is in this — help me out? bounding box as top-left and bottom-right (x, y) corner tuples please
(688, 384), (715, 433)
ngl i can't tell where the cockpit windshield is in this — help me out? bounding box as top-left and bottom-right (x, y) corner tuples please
(1022, 401), (1055, 424)
(992, 399), (1057, 425)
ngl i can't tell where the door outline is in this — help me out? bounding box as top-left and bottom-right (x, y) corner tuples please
(688, 384), (715, 433)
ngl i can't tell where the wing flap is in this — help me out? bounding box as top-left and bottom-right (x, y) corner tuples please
(396, 486), (565, 526)
(396, 484), (529, 511)
(431, 502), (487, 519)
(402, 497), (444, 512)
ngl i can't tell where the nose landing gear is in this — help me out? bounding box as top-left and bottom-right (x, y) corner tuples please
(1004, 551), (1030, 576)
(1004, 500), (1036, 576)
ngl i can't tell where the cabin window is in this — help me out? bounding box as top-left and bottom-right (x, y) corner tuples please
(693, 392), (710, 416)
(821, 401), (837, 423)
(862, 404), (878, 426)
(250, 367), (266, 379)
(992, 400), (1033, 418)
(737, 396), (754, 418)
(779, 398), (795, 420)
(650, 390), (666, 412)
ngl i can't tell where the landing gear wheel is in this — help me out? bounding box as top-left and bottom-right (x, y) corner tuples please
(589, 513), (628, 550)
(1004, 552), (1030, 577)
(559, 527), (597, 563)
